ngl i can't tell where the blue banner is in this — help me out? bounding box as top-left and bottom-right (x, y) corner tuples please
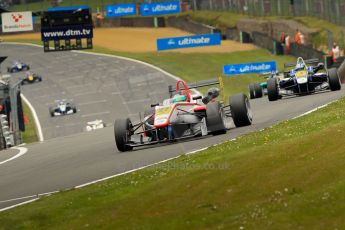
(141, 1), (180, 16)
(223, 61), (277, 75)
(157, 33), (221, 51)
(106, 3), (137, 17)
(48, 5), (89, 12)
(41, 25), (93, 41)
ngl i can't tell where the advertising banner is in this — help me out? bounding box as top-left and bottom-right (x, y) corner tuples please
(157, 33), (221, 51)
(223, 61), (277, 75)
(141, 1), (180, 16)
(1, 11), (33, 33)
(41, 25), (93, 41)
(106, 3), (137, 17)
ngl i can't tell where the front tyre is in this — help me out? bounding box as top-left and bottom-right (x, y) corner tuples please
(230, 93), (252, 127)
(114, 118), (133, 152)
(328, 68), (341, 91)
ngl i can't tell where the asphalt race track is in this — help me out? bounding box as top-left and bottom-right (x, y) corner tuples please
(0, 43), (345, 209)
(1, 43), (174, 140)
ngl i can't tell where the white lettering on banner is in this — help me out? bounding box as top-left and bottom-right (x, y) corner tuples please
(43, 29), (91, 38)
(177, 37), (211, 46)
(168, 39), (176, 45)
(152, 4), (178, 12)
(115, 7), (134, 14)
(239, 64), (272, 73)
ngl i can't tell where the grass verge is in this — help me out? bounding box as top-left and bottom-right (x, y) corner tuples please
(21, 101), (38, 144)
(1, 90), (345, 229)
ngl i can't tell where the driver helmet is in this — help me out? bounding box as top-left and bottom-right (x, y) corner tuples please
(172, 93), (187, 103)
(296, 58), (305, 70)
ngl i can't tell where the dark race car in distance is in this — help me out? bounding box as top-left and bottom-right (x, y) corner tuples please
(267, 57), (341, 101)
(21, 72), (42, 85)
(7, 60), (30, 73)
(49, 100), (77, 117)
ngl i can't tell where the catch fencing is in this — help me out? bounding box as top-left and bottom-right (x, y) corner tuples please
(187, 0), (345, 26)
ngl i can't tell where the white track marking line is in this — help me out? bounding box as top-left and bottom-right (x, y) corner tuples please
(65, 83), (92, 89)
(122, 98), (151, 104)
(57, 76), (84, 82)
(0, 198), (39, 212)
(0, 195), (38, 203)
(73, 91), (99, 97)
(20, 94), (44, 142)
(42, 123), (84, 130)
(79, 100), (107, 106)
(0, 147), (28, 165)
(81, 111), (110, 118)
(292, 101), (334, 119)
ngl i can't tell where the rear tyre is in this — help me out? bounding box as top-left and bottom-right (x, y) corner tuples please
(267, 78), (279, 101)
(206, 102), (226, 135)
(114, 118), (133, 152)
(254, 83), (263, 98)
(230, 93), (252, 127)
(328, 68), (341, 91)
(249, 83), (255, 99)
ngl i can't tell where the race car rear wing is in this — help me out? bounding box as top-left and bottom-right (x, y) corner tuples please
(284, 58), (319, 68)
(168, 78), (220, 98)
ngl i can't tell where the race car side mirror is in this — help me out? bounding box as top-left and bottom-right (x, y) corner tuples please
(151, 103), (159, 107)
(192, 95), (202, 100)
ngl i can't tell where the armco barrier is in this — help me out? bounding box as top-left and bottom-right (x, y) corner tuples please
(336, 57), (345, 83)
(252, 32), (275, 53)
(289, 43), (324, 60)
(100, 17), (160, 28)
(225, 27), (239, 41)
(166, 16), (216, 35)
(325, 56), (345, 69)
